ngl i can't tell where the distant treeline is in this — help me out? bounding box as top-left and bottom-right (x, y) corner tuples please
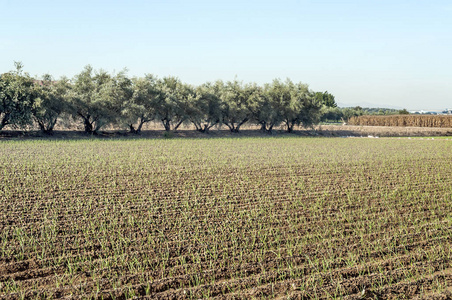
(348, 115), (452, 128)
(0, 62), (410, 134)
(320, 107), (410, 123)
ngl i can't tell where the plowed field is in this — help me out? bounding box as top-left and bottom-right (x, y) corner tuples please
(1, 137), (452, 299)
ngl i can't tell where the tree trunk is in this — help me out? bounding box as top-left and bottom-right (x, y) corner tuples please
(285, 120), (293, 133)
(204, 121), (218, 133)
(34, 116), (56, 134)
(136, 120), (145, 134)
(235, 117), (249, 133)
(129, 124), (137, 134)
(193, 122), (204, 132)
(38, 121), (46, 133)
(161, 119), (171, 131)
(0, 113), (10, 130)
(92, 119), (102, 134)
(224, 122), (235, 132)
(79, 113), (95, 134)
(267, 123), (274, 134)
(173, 120), (184, 131)
(84, 119), (93, 133)
(130, 119), (146, 134)
(48, 118), (57, 133)
(198, 124), (208, 133)
(194, 121), (216, 133)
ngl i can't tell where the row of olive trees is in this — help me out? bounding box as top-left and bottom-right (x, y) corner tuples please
(1, 63), (333, 134)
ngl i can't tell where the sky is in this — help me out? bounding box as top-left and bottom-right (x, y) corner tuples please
(1, 0), (451, 110)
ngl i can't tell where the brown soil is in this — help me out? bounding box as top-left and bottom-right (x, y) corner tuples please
(1, 124), (452, 141)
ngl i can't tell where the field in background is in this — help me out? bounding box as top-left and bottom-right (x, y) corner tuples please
(1, 138), (452, 299)
(348, 115), (452, 128)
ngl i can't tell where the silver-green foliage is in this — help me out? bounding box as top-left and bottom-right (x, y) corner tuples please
(153, 76), (197, 131)
(260, 79), (322, 133)
(69, 65), (131, 133)
(122, 75), (159, 133)
(1, 63), (332, 133)
(32, 74), (71, 133)
(0, 62), (36, 130)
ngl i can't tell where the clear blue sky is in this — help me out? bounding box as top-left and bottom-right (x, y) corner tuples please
(1, 0), (451, 110)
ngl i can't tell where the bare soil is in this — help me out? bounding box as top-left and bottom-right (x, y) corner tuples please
(1, 124), (452, 141)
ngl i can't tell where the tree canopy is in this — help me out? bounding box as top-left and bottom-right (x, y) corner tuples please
(0, 63), (358, 134)
(0, 62), (36, 130)
(32, 74), (71, 134)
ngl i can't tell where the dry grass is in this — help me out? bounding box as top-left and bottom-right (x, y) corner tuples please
(348, 115), (452, 128)
(315, 124), (452, 137)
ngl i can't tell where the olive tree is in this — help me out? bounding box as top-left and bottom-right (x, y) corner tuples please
(0, 62), (36, 130)
(248, 83), (282, 133)
(153, 76), (193, 131)
(122, 74), (159, 134)
(32, 74), (71, 134)
(187, 82), (222, 133)
(297, 86), (323, 129)
(267, 79), (321, 133)
(100, 70), (133, 130)
(69, 66), (127, 134)
(220, 80), (252, 133)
